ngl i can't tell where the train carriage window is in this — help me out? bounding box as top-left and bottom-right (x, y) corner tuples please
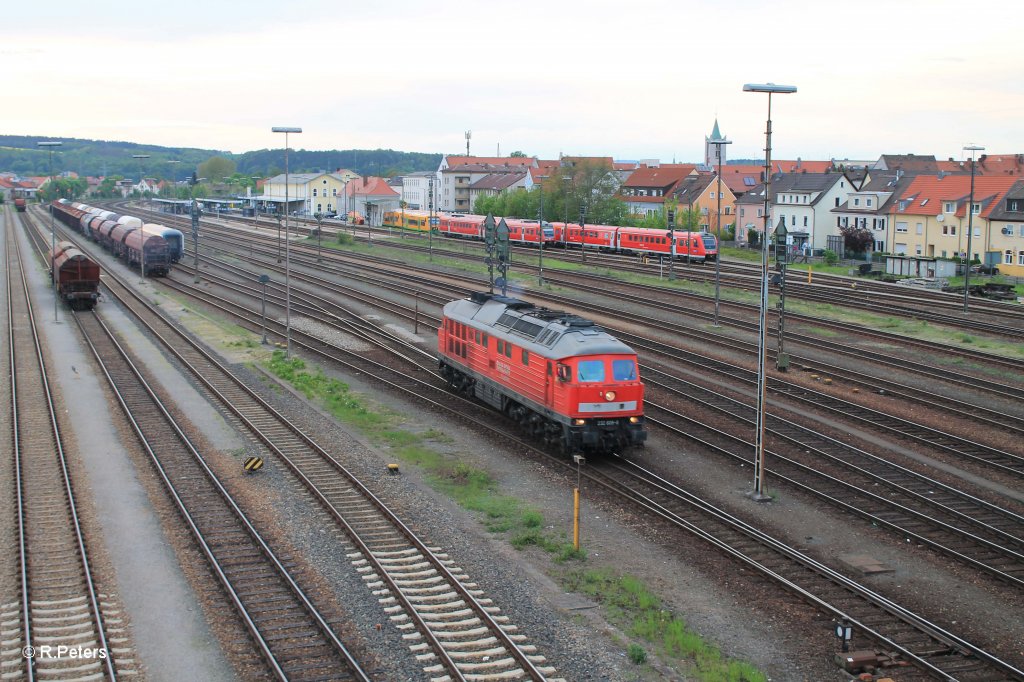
(475, 330), (480, 344)
(482, 333), (488, 348)
(497, 340), (504, 354)
(521, 350), (529, 365)
(577, 360), (605, 382)
(612, 359), (637, 381)
(505, 342), (512, 358)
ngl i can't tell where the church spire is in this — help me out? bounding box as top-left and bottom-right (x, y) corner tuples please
(709, 118), (723, 141)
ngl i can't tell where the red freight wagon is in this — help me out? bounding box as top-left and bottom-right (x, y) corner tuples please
(50, 241), (100, 310)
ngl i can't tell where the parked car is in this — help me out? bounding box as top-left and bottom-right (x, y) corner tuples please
(970, 264), (1000, 275)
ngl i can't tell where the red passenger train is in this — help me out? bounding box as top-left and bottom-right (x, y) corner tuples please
(384, 209), (717, 262)
(439, 292), (646, 453)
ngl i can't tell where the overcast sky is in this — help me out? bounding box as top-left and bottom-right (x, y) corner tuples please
(6, 0), (1021, 164)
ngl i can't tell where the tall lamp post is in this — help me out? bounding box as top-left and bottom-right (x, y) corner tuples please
(743, 81), (797, 501)
(38, 141), (62, 322)
(272, 126), (302, 359)
(132, 154), (150, 281)
(962, 144), (984, 314)
(710, 136), (732, 326)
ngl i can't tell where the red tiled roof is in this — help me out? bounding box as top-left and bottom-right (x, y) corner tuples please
(444, 156), (536, 168)
(976, 154), (1024, 176)
(894, 175), (1018, 219)
(773, 159), (833, 174)
(613, 162), (638, 171)
(350, 176), (399, 197)
(621, 165), (695, 189)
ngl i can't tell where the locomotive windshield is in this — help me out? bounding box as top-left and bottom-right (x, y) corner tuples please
(701, 233), (718, 248)
(577, 360), (605, 382)
(612, 359), (637, 381)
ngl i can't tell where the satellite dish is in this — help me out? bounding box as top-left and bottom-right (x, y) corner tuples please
(936, 214), (944, 222)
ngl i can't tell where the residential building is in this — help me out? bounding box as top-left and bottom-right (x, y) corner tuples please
(672, 174), (736, 234)
(833, 172), (914, 253)
(887, 174), (1019, 262)
(974, 154), (1024, 177)
(769, 172), (857, 251)
(619, 164), (697, 217)
(984, 179), (1024, 276)
(398, 171), (436, 211)
(469, 171), (529, 207)
(437, 155), (537, 211)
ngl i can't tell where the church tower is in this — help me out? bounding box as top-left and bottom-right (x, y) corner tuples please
(705, 119), (727, 167)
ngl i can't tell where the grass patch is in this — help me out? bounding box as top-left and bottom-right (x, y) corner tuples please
(564, 567), (766, 682)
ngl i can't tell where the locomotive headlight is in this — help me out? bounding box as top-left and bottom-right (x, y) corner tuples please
(573, 418), (586, 426)
(629, 416), (640, 424)
(603, 391), (616, 401)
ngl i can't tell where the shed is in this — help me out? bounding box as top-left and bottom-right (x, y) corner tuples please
(885, 255), (957, 279)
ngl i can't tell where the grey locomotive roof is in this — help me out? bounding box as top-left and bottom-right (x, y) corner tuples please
(444, 293), (635, 358)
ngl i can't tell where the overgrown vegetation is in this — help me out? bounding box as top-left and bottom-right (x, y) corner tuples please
(565, 568), (765, 681)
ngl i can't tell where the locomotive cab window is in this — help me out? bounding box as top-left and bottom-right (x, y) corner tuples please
(482, 333), (488, 348)
(557, 363), (571, 382)
(613, 359), (637, 381)
(577, 360), (605, 382)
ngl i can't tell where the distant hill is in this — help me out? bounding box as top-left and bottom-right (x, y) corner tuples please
(0, 135), (442, 180)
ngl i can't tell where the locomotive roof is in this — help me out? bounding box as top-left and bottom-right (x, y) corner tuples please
(444, 292), (635, 358)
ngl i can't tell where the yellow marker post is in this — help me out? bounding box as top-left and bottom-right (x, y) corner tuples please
(573, 455), (585, 551)
(573, 488), (580, 550)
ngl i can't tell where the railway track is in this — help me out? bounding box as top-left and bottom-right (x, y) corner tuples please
(42, 203), (1024, 677)
(177, 217), (1024, 406)
(140, 236), (1024, 679)
(88, 253), (559, 680)
(3, 209), (127, 681)
(74, 294), (372, 680)
(590, 455), (1024, 682)
(163, 246), (1024, 588)
(171, 232), (1024, 482)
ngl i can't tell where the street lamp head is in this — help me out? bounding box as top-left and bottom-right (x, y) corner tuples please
(743, 83), (797, 94)
(37, 141), (62, 148)
(132, 154), (150, 160)
(272, 127), (302, 134)
(711, 138), (733, 146)
(963, 144), (985, 152)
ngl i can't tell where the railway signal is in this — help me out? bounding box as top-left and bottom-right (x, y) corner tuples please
(496, 219), (510, 296)
(484, 214), (496, 293)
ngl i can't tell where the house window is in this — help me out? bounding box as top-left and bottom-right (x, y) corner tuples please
(835, 197), (840, 207)
(1019, 250), (1024, 266)
(317, 203), (322, 212)
(854, 198), (860, 206)
(896, 222), (908, 233)
(942, 225), (949, 235)
(803, 216), (808, 227)
(710, 192), (715, 199)
(332, 188), (337, 196)
(327, 203), (332, 211)
(915, 245), (922, 255)
(951, 225), (957, 235)
(312, 188), (318, 197)
(916, 223), (923, 234)
(943, 201), (954, 213)
(1005, 250), (1014, 264)
(1008, 199), (1022, 212)
(725, 207), (731, 215)
(740, 209), (745, 217)
(972, 203), (981, 215)
(866, 198), (873, 207)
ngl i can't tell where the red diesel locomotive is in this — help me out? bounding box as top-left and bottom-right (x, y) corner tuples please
(439, 292), (646, 453)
